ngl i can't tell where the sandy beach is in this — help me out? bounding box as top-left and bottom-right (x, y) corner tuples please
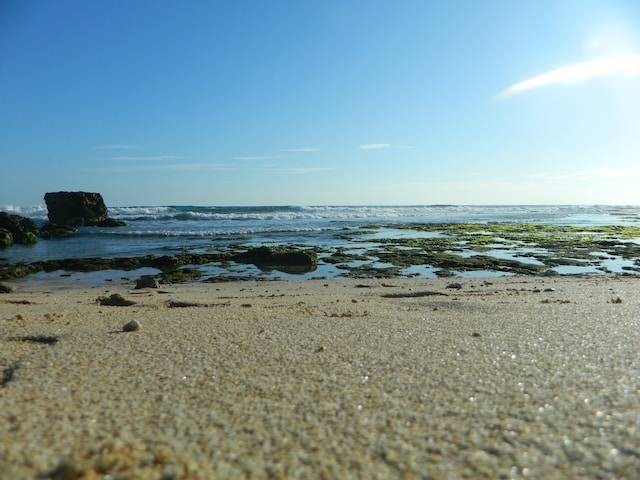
(1, 275), (639, 478)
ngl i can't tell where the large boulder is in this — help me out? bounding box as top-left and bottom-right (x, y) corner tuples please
(232, 246), (317, 273)
(0, 228), (12, 249)
(0, 212), (38, 245)
(44, 191), (126, 227)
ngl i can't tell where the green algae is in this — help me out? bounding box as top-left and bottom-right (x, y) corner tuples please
(322, 249), (370, 264)
(158, 268), (203, 284)
(335, 263), (402, 279)
(365, 222), (640, 273)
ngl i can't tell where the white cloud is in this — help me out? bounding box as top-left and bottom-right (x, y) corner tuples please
(94, 144), (137, 150)
(359, 143), (391, 150)
(111, 155), (184, 161)
(525, 167), (640, 181)
(91, 163), (234, 173)
(265, 167), (334, 175)
(499, 53), (640, 98)
(234, 155), (275, 161)
(282, 148), (318, 153)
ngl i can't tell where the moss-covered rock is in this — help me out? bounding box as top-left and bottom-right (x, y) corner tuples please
(233, 246), (318, 273)
(0, 228), (12, 249)
(0, 212), (38, 245)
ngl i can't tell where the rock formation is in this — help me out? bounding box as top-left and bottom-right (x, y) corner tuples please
(44, 192), (125, 227)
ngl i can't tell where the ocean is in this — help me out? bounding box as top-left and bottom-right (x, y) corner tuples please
(2, 205), (640, 283)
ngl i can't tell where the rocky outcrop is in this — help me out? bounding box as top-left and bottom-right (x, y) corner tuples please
(0, 212), (38, 245)
(39, 223), (78, 240)
(0, 228), (12, 249)
(232, 246), (318, 272)
(44, 192), (125, 227)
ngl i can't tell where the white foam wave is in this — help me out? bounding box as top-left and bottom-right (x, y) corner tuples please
(97, 226), (336, 237)
(1, 204), (48, 219)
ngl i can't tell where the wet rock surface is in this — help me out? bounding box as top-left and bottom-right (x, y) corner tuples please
(134, 275), (160, 289)
(39, 223), (78, 240)
(232, 246), (318, 272)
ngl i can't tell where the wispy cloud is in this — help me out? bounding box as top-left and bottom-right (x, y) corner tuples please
(94, 144), (137, 150)
(234, 155), (275, 161)
(264, 167), (334, 175)
(525, 167), (640, 181)
(90, 163), (234, 173)
(111, 155), (184, 161)
(359, 143), (391, 150)
(499, 53), (640, 98)
(282, 148), (319, 153)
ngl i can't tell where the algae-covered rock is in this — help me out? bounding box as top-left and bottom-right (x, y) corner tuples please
(0, 212), (38, 245)
(158, 268), (202, 284)
(135, 275), (160, 289)
(0, 228), (12, 249)
(39, 222), (78, 240)
(233, 246), (317, 273)
(0, 282), (13, 293)
(44, 191), (125, 227)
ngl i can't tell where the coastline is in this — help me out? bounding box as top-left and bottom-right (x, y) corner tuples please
(2, 275), (639, 478)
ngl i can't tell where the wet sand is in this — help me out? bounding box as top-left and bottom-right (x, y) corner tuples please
(1, 276), (639, 478)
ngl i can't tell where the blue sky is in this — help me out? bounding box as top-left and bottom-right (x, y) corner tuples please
(1, 0), (640, 206)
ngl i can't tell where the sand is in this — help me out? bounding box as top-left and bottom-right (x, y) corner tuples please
(1, 276), (639, 478)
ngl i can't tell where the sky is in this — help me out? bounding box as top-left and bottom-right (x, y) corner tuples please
(1, 0), (640, 206)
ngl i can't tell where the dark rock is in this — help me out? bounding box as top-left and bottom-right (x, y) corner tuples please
(381, 290), (447, 298)
(232, 246), (317, 273)
(39, 223), (78, 240)
(122, 320), (140, 332)
(44, 191), (125, 227)
(97, 293), (136, 306)
(0, 228), (12, 249)
(0, 212), (38, 245)
(202, 275), (255, 283)
(12, 335), (59, 345)
(134, 275), (159, 289)
(0, 282), (13, 293)
(447, 282), (463, 289)
(435, 270), (455, 278)
(94, 218), (127, 227)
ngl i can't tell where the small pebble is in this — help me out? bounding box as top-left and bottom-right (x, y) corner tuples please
(122, 320), (141, 332)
